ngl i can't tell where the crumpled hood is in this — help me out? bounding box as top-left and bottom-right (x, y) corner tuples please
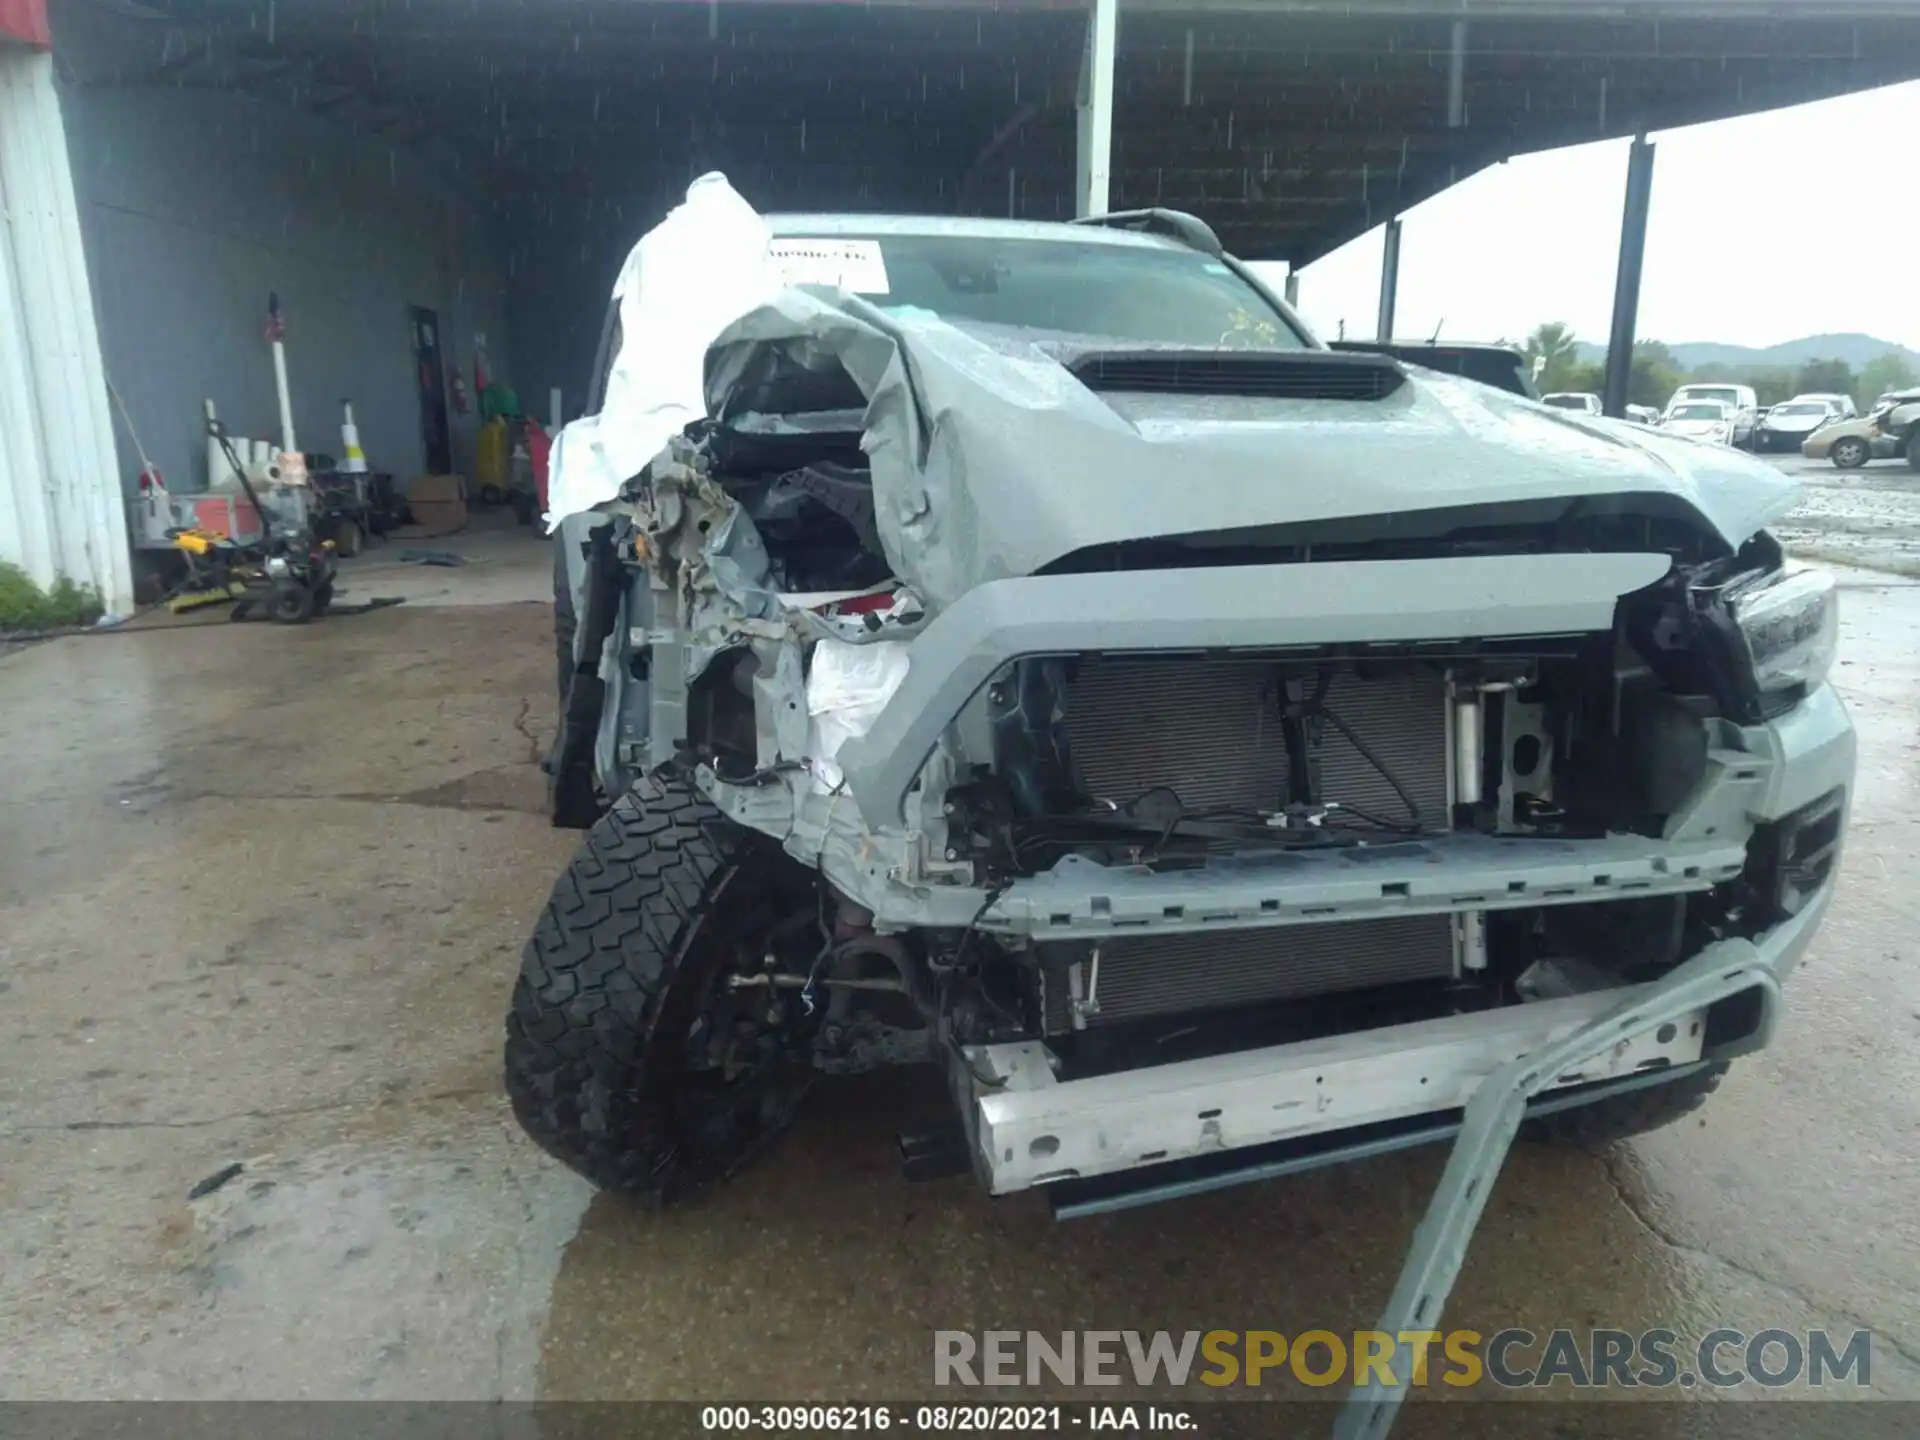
(707, 292), (1801, 612)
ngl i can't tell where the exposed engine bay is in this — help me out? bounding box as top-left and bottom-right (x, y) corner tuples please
(566, 397), (1841, 1100)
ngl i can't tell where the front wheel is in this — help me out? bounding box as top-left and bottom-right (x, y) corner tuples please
(1831, 436), (1870, 470)
(504, 777), (817, 1203)
(271, 582), (315, 624)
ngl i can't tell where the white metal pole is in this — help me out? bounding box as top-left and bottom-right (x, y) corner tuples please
(1075, 0), (1117, 217)
(550, 386), (563, 432)
(271, 339), (296, 453)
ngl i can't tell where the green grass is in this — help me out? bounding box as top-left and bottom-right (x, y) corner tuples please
(0, 561), (105, 632)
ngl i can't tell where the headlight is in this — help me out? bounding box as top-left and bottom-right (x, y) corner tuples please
(1730, 569), (1838, 697)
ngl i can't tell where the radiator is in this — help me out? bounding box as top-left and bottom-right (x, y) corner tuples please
(1063, 656), (1449, 823)
(1043, 915), (1457, 1031)
(1052, 656), (1455, 1028)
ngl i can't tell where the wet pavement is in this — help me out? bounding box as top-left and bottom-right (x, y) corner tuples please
(3, 556), (1920, 1418)
(1771, 453), (1920, 575)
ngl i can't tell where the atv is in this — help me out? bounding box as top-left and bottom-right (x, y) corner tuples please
(509, 201), (1853, 1417)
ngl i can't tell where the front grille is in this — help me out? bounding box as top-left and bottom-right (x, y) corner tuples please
(1043, 915), (1456, 1031)
(1051, 656), (1455, 1027)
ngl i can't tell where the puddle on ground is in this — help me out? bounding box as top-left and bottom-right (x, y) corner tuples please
(120, 1108), (593, 1399)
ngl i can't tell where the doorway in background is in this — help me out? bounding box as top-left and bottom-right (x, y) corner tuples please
(409, 306), (452, 474)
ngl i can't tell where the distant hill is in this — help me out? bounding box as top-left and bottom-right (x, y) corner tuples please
(1573, 333), (1920, 370)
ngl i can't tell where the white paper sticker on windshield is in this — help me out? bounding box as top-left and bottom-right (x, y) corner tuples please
(769, 239), (891, 294)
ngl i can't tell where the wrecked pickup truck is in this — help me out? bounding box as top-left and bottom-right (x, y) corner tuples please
(508, 207), (1851, 1264)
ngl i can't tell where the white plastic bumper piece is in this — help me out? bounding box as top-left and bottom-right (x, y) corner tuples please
(970, 986), (1707, 1195)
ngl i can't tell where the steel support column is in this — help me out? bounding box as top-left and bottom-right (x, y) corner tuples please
(1602, 135), (1657, 419)
(1075, 0), (1117, 217)
(1375, 217), (1402, 341)
(1446, 19), (1469, 128)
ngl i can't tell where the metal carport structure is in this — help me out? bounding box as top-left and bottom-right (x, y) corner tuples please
(15, 0), (1920, 604)
(74, 0), (1920, 260)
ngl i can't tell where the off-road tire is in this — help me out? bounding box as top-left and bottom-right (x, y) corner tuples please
(1830, 436), (1870, 470)
(504, 776), (807, 1203)
(1527, 1061), (1728, 1147)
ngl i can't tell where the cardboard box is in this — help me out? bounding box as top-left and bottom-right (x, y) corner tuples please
(407, 473), (467, 503)
(405, 474), (468, 535)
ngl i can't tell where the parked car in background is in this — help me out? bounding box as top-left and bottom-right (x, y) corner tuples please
(1801, 416), (1899, 469)
(1663, 400), (1737, 444)
(1873, 387), (1920, 470)
(1626, 404), (1660, 425)
(1799, 392), (1858, 421)
(1541, 391), (1602, 414)
(1665, 382), (1758, 448)
(1757, 396), (1846, 453)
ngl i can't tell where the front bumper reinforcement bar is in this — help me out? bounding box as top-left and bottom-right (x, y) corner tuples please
(1333, 938), (1781, 1439)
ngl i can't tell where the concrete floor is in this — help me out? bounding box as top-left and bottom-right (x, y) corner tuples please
(3, 541), (1920, 1420)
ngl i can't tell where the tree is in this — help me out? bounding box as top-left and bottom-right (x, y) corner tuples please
(1792, 358), (1855, 400)
(1859, 352), (1919, 406)
(1749, 368), (1794, 408)
(1563, 360), (1606, 395)
(1627, 340), (1682, 410)
(1523, 322), (1584, 393)
(1574, 341), (1677, 409)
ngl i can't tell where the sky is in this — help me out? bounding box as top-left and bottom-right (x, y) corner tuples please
(1266, 79), (1920, 354)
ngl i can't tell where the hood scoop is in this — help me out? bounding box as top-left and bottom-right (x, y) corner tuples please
(1066, 348), (1406, 402)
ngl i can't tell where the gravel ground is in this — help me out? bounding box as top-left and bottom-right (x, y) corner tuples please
(1768, 452), (1920, 575)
